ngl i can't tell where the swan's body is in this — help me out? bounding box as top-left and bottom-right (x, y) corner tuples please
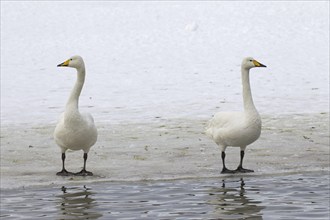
(206, 57), (266, 173)
(55, 112), (97, 151)
(207, 111), (261, 147)
(54, 55), (97, 176)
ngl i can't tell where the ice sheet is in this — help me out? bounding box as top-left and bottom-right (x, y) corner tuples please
(1, 113), (329, 189)
(1, 2), (329, 189)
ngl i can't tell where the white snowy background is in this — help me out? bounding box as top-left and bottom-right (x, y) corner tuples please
(1, 1), (329, 125)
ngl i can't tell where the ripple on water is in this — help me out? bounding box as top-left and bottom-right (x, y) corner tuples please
(0, 172), (329, 219)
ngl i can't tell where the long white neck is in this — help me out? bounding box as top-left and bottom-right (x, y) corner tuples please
(241, 67), (257, 113)
(66, 66), (85, 112)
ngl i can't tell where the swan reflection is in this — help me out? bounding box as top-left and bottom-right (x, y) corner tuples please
(208, 178), (264, 219)
(56, 185), (102, 220)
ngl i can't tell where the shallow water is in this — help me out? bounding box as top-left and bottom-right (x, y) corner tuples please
(1, 172), (329, 220)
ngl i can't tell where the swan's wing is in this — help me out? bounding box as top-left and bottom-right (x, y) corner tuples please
(79, 112), (98, 147)
(205, 112), (244, 138)
(82, 112), (95, 126)
(207, 112), (243, 128)
(54, 112), (65, 138)
(54, 112), (67, 149)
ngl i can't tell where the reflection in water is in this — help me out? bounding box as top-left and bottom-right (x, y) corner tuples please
(56, 185), (102, 220)
(208, 178), (264, 219)
(1, 173), (328, 219)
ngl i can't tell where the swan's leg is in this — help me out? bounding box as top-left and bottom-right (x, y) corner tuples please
(75, 153), (93, 176)
(221, 151), (235, 174)
(56, 153), (74, 176)
(235, 150), (254, 173)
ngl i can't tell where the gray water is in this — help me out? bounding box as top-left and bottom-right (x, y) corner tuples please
(1, 172), (329, 220)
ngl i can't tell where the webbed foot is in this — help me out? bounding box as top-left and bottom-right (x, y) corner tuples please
(56, 169), (74, 176)
(235, 166), (254, 173)
(221, 167), (236, 174)
(75, 169), (93, 176)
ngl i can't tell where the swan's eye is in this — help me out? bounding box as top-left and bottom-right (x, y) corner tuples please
(249, 60), (253, 62)
(70, 59), (73, 61)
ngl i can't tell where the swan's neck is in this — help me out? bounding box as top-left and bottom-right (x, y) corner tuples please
(241, 67), (257, 113)
(66, 66), (85, 112)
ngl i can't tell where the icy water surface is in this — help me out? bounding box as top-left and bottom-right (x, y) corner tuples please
(1, 172), (329, 219)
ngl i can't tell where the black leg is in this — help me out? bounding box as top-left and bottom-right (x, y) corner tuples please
(75, 153), (93, 176)
(235, 150), (254, 173)
(221, 151), (235, 174)
(56, 153), (74, 176)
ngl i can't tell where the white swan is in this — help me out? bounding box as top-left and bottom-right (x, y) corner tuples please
(54, 55), (98, 176)
(206, 57), (266, 174)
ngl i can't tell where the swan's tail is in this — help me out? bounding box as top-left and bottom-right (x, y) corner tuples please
(204, 118), (214, 139)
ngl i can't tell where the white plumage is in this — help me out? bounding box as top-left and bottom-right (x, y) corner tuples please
(206, 57), (266, 173)
(54, 55), (97, 176)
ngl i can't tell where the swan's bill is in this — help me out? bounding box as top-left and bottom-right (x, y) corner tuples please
(57, 59), (70, 67)
(252, 60), (267, 68)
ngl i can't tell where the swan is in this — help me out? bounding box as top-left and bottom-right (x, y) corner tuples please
(206, 57), (266, 174)
(54, 55), (98, 176)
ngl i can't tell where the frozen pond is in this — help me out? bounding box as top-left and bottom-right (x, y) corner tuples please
(1, 113), (328, 189)
(1, 2), (329, 219)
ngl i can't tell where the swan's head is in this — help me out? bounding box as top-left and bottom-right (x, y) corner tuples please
(242, 57), (266, 69)
(57, 55), (84, 69)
